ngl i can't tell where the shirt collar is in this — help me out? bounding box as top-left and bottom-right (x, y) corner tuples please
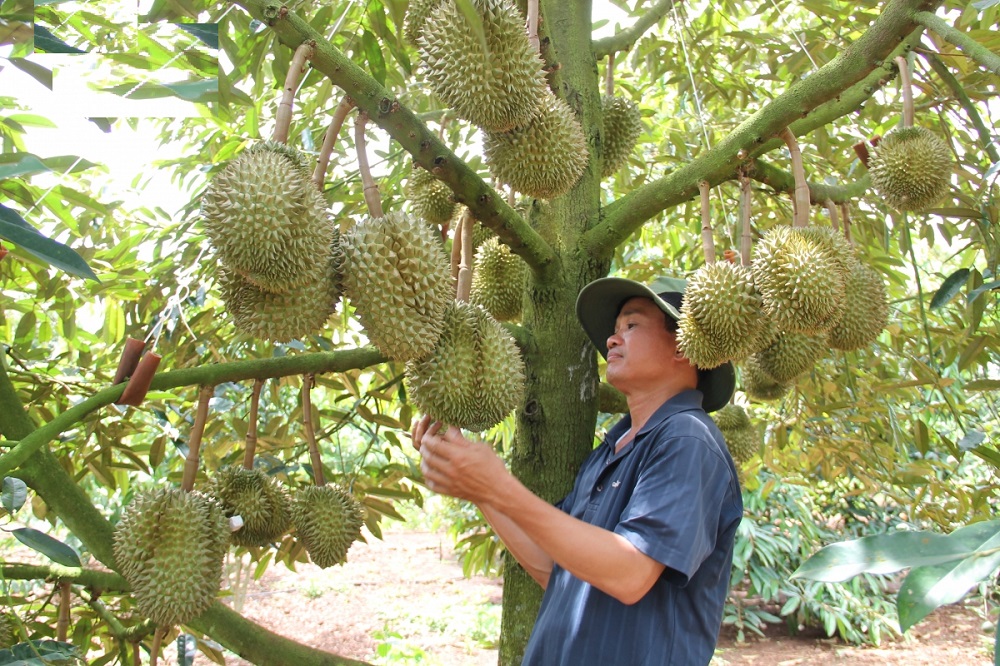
(605, 389), (705, 447)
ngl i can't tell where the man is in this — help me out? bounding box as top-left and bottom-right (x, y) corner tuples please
(412, 276), (743, 665)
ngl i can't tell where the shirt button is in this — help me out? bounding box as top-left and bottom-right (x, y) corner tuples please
(597, 484), (603, 492)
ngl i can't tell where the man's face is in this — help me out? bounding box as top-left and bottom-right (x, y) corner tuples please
(604, 296), (678, 390)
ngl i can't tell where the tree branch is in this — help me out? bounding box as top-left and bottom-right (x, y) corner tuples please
(598, 382), (627, 414)
(748, 158), (872, 205)
(228, 0), (559, 280)
(581, 0), (938, 259)
(1, 563), (129, 591)
(913, 11), (1000, 76)
(0, 354), (37, 440)
(921, 51), (1000, 163)
(592, 0), (677, 59)
(0, 347), (383, 477)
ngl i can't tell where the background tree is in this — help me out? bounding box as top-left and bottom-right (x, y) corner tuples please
(0, 0), (998, 664)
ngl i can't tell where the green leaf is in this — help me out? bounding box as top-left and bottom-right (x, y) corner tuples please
(33, 24), (87, 53)
(101, 79), (218, 103)
(0, 153), (50, 180)
(174, 23), (219, 50)
(792, 531), (975, 582)
(929, 268), (970, 309)
(4, 113), (58, 128)
(966, 379), (1000, 391)
(897, 520), (1000, 632)
(0, 204), (100, 281)
(0, 639), (83, 665)
(2, 477), (28, 516)
(8, 59), (53, 90)
(361, 29), (386, 87)
(10, 527), (82, 567)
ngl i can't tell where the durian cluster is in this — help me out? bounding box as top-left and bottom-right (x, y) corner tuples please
(678, 224), (889, 403)
(408, 0), (589, 198)
(711, 404), (760, 465)
(868, 126), (951, 212)
(202, 141), (343, 342)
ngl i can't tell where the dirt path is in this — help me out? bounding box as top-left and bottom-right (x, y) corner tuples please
(222, 528), (993, 665)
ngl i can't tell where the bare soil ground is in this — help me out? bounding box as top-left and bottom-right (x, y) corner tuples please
(223, 527), (994, 665)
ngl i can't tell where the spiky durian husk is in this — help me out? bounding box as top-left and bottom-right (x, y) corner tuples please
(202, 150), (333, 293)
(754, 331), (826, 384)
(342, 212), (454, 360)
(472, 219), (497, 249)
(751, 225), (846, 334)
(601, 95), (642, 178)
(741, 356), (791, 401)
(417, 0), (547, 132)
(404, 0), (444, 45)
(483, 92), (589, 199)
(0, 613), (16, 649)
(290, 485), (364, 568)
(219, 248), (342, 342)
(470, 237), (526, 321)
(209, 466), (291, 547)
(677, 309), (729, 370)
(245, 140), (313, 179)
(868, 126), (951, 212)
(712, 403), (751, 431)
(113, 488), (228, 626)
(829, 263), (888, 351)
(406, 164), (457, 226)
(684, 262), (764, 362)
(406, 301), (525, 431)
(722, 424), (760, 465)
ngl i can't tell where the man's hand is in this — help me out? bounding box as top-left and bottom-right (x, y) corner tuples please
(411, 415), (509, 504)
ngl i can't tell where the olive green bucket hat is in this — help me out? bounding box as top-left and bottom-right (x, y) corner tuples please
(576, 276), (736, 413)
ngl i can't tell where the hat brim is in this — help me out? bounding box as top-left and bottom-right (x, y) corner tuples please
(576, 277), (735, 413)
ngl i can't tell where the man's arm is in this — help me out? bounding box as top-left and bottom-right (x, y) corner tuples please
(478, 502), (554, 587)
(414, 418), (665, 605)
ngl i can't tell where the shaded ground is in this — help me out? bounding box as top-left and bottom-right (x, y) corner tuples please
(222, 527), (994, 665)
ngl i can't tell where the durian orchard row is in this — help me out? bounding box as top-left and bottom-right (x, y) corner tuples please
(110, 0), (954, 645)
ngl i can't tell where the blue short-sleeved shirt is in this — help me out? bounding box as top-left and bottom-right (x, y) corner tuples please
(521, 390), (743, 666)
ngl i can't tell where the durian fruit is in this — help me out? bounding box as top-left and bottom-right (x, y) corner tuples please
(0, 613), (16, 648)
(753, 331), (826, 384)
(601, 95), (642, 178)
(471, 218), (497, 249)
(245, 139), (312, 178)
(868, 126), (951, 211)
(677, 309), (729, 370)
(342, 212), (454, 360)
(794, 225), (857, 276)
(712, 404), (760, 465)
(113, 488), (228, 626)
(404, 0), (443, 46)
(418, 0), (548, 132)
(406, 301), (526, 431)
(202, 149), (334, 293)
(751, 225), (846, 334)
(470, 237), (527, 321)
(683, 262), (764, 362)
(741, 356), (790, 401)
(483, 92), (590, 199)
(406, 163), (458, 226)
(209, 466), (291, 547)
(828, 263), (888, 351)
(219, 246), (342, 343)
(290, 485), (364, 568)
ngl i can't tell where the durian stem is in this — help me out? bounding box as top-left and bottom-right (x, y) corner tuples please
(739, 175), (753, 267)
(526, 0), (540, 54)
(243, 378), (264, 470)
(450, 211), (465, 281)
(57, 581), (70, 641)
(273, 42), (314, 144)
(825, 199), (840, 231)
(456, 209), (474, 302)
(605, 52), (615, 97)
(303, 375), (326, 487)
(507, 186), (515, 207)
(355, 111), (384, 218)
(150, 628), (165, 666)
(698, 180), (716, 264)
(840, 203), (853, 244)
(895, 55), (914, 129)
(313, 95), (355, 190)
(779, 128), (810, 228)
(181, 386), (213, 493)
